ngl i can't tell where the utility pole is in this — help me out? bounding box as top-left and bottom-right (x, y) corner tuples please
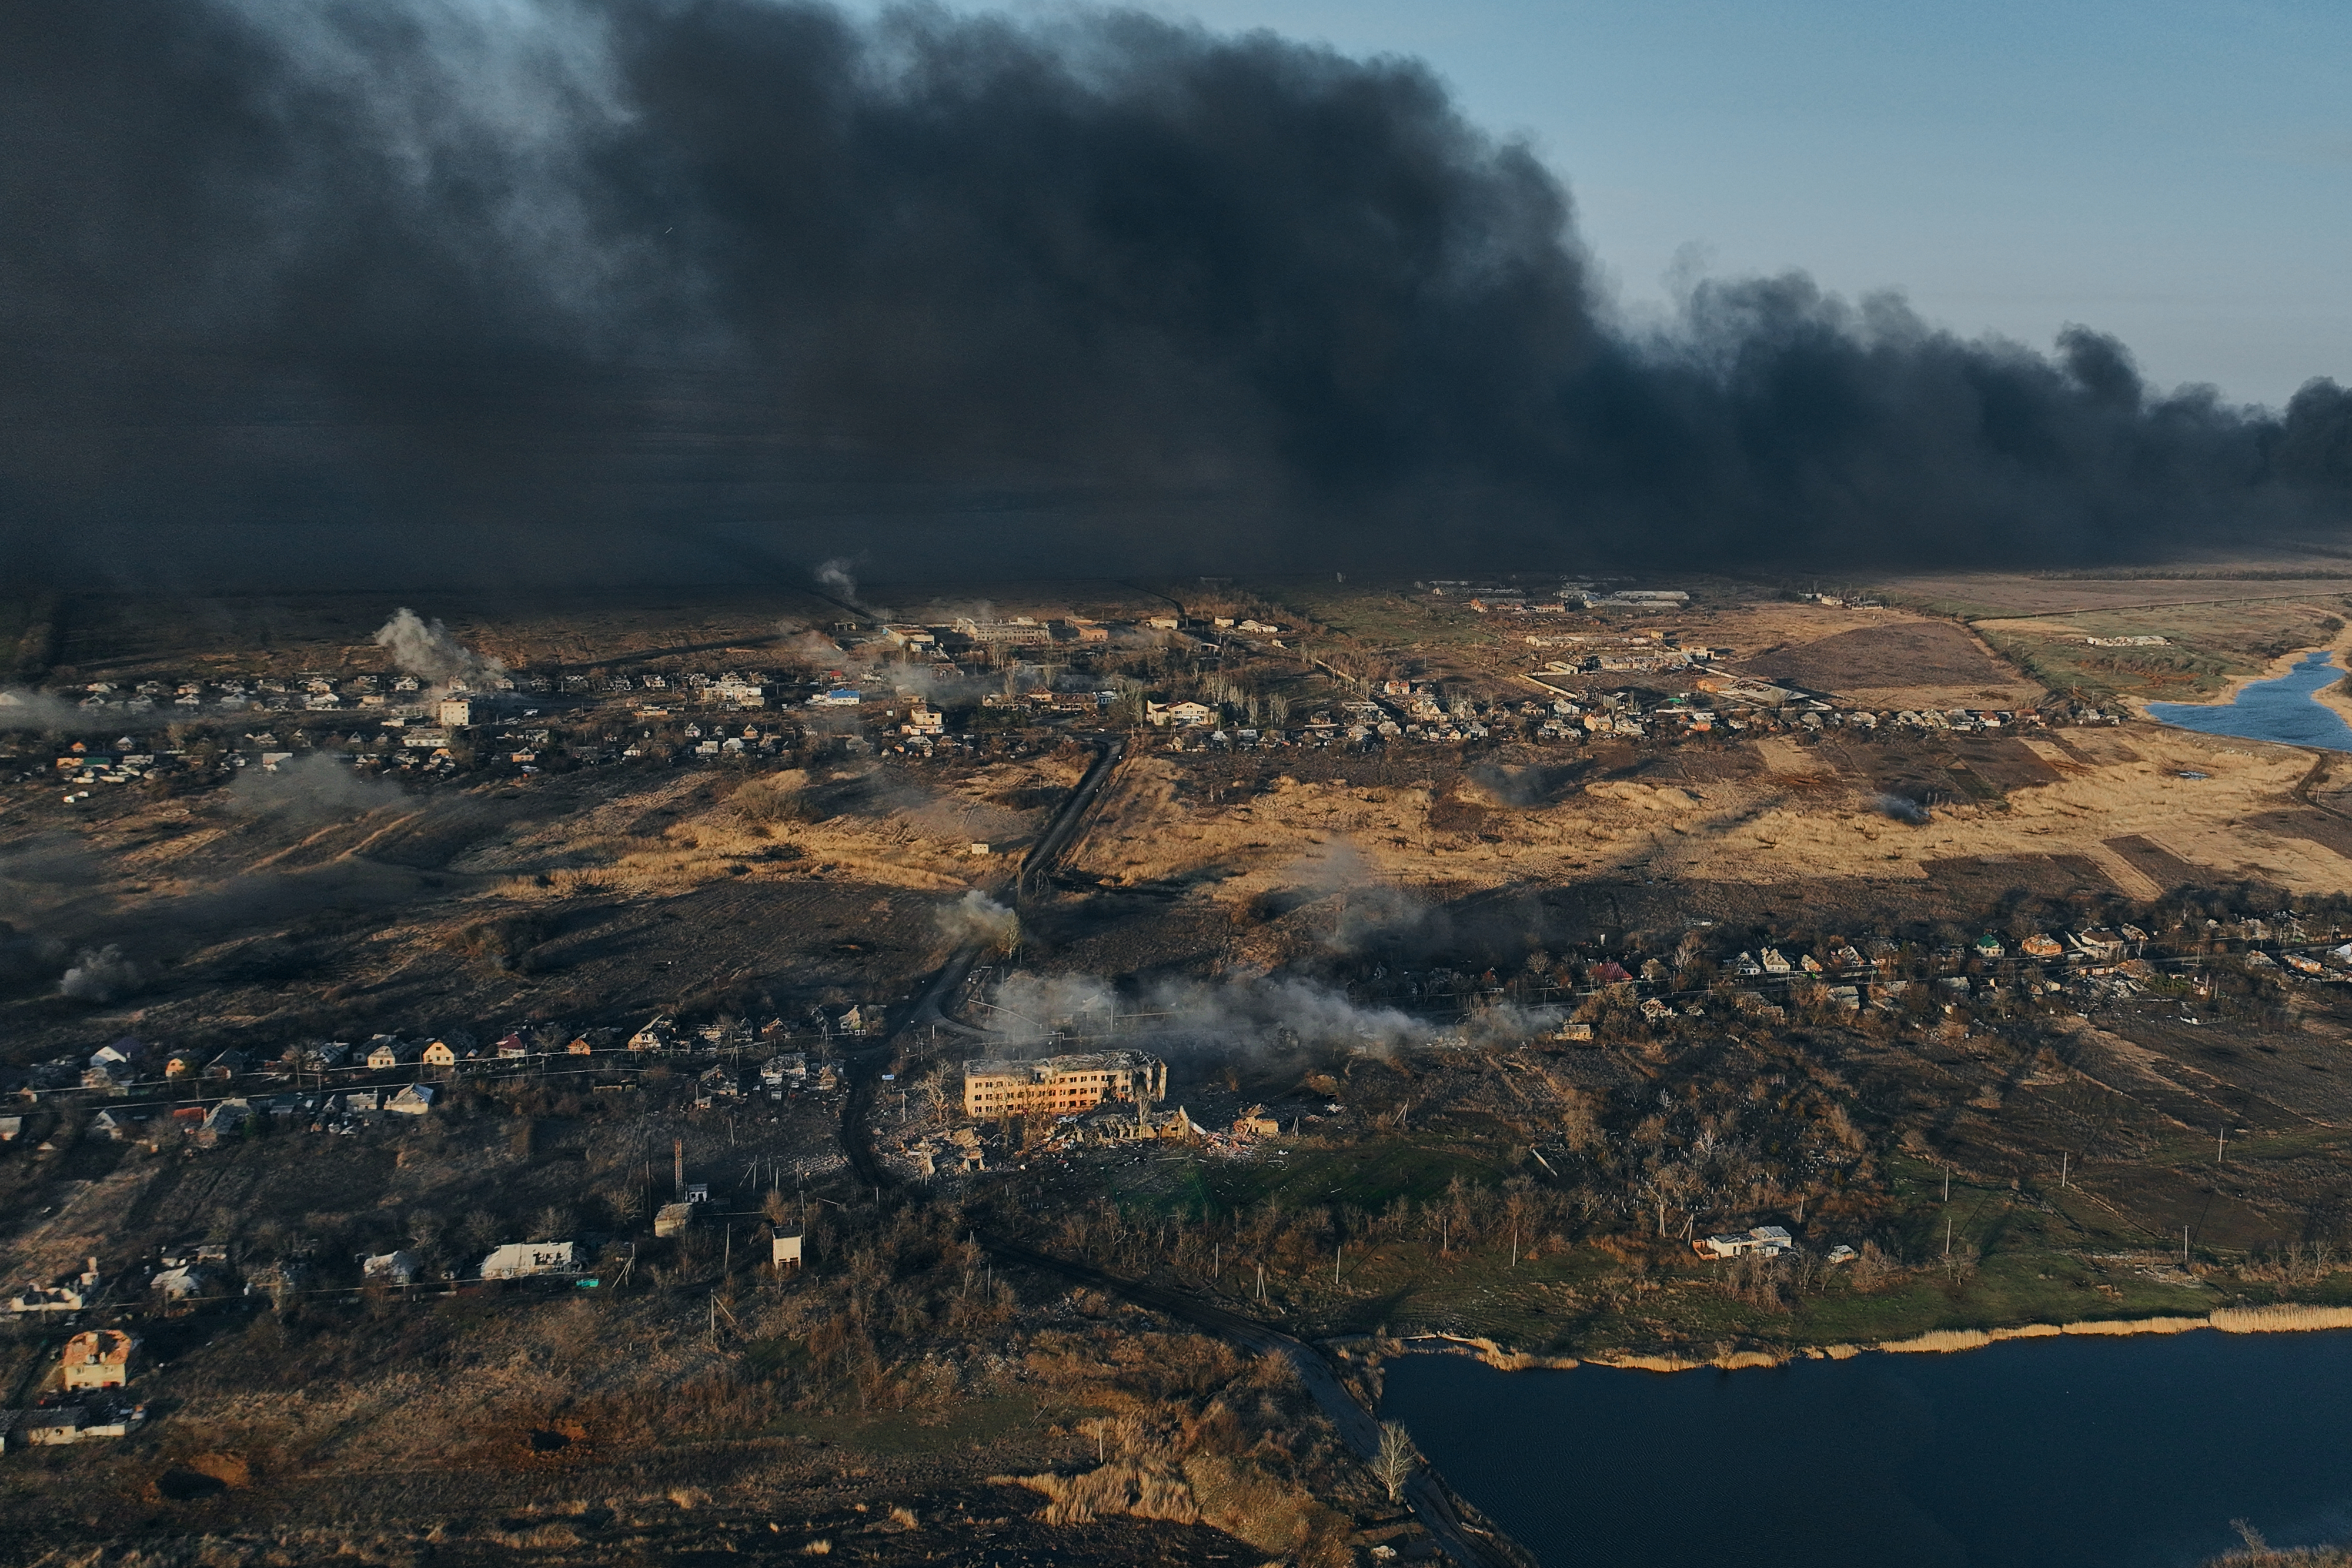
(2217, 1127), (2229, 1168)
(1945, 1216), (1953, 1259)
(1258, 1263), (1265, 1304)
(1335, 1243), (1342, 1286)
(2183, 1225), (2191, 1266)
(2060, 1152), (2069, 1191)
(1943, 1166), (1951, 1203)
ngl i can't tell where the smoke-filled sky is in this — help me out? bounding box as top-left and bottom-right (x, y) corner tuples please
(4, 0), (2348, 593)
(1138, 0), (2352, 406)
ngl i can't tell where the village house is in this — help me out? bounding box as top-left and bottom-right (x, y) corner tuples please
(629, 1015), (679, 1051)
(386, 1084), (436, 1116)
(421, 1039), (459, 1068)
(479, 1242), (580, 1281)
(19, 1406), (145, 1446)
(963, 1050), (1168, 1118)
(1233, 1106), (1282, 1138)
(152, 1265), (213, 1302)
(360, 1250), (420, 1285)
(1695, 1225), (1796, 1259)
(91, 1108), (153, 1143)
(8, 1255), (104, 1315)
(195, 1099), (252, 1146)
(2020, 933), (2065, 959)
(61, 1329), (138, 1390)
(1145, 700), (1217, 728)
(366, 1036), (419, 1069)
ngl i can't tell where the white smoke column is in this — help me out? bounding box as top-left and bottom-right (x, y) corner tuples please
(59, 944), (141, 1002)
(1870, 792), (1930, 824)
(372, 607), (505, 689)
(814, 558), (861, 604)
(938, 890), (1020, 955)
(987, 969), (1448, 1057)
(1458, 997), (1566, 1048)
(775, 625), (846, 666)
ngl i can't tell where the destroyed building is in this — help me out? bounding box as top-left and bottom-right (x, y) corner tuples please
(961, 1050), (1168, 1118)
(61, 1330), (136, 1391)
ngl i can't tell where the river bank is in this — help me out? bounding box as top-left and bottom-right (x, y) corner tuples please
(2126, 634), (2352, 735)
(1374, 1301), (2352, 1377)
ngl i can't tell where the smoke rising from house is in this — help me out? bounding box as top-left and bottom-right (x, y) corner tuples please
(373, 609), (505, 690)
(5, 0), (2351, 591)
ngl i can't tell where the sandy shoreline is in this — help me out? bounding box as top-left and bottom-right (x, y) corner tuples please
(1396, 1303), (2352, 1376)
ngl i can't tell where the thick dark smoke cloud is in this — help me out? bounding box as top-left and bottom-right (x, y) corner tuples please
(4, 0), (2349, 592)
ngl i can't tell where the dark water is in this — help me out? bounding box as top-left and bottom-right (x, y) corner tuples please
(2148, 650), (2352, 750)
(1382, 1331), (2352, 1568)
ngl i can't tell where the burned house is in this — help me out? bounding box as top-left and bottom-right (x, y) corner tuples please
(8, 1258), (102, 1314)
(61, 1330), (136, 1390)
(479, 1242), (580, 1281)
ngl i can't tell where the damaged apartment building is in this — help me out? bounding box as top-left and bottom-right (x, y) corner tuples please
(962, 1049), (1167, 1118)
(959, 1049), (1193, 1144)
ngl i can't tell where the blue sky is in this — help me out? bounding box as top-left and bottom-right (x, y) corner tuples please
(896, 0), (2352, 406)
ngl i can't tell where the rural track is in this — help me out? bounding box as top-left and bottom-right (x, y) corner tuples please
(1016, 735), (1124, 904)
(975, 1235), (1533, 1568)
(2291, 753), (2352, 824)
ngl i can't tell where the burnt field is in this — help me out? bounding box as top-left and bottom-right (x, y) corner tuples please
(1742, 619), (2020, 697)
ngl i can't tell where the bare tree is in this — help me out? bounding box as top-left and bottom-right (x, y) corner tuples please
(1371, 1421), (1419, 1505)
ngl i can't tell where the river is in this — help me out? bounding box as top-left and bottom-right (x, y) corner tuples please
(1382, 1330), (2352, 1567)
(2147, 650), (2352, 751)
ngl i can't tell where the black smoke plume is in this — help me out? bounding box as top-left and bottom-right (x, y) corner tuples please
(4, 0), (2350, 591)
